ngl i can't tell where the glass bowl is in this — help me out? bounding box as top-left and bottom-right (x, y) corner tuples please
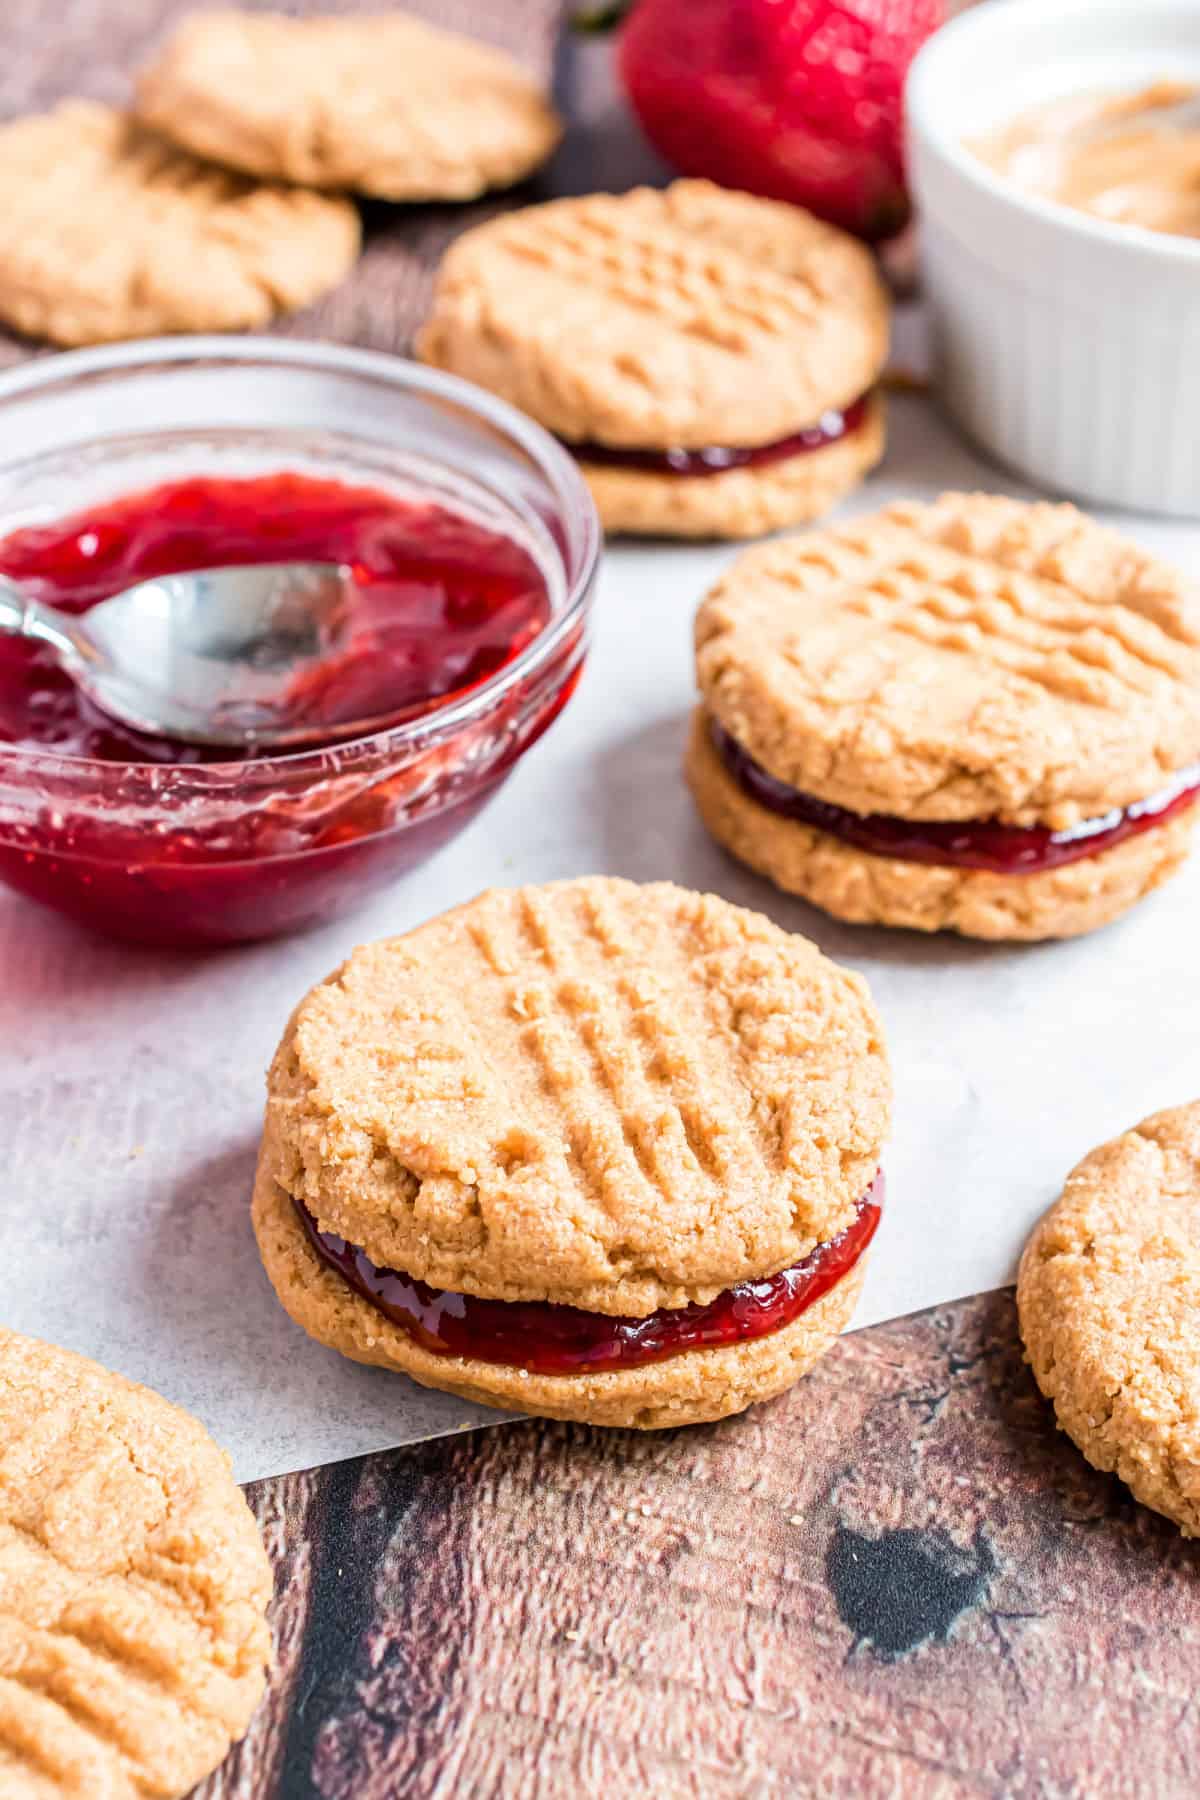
(0, 338), (600, 948)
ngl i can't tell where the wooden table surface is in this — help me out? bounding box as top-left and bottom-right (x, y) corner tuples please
(209, 1290), (1200, 1799)
(5, 4), (1196, 1796)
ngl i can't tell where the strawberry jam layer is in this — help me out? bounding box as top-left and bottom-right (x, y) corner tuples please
(295, 1174), (883, 1375)
(0, 473), (552, 763)
(572, 393), (870, 479)
(711, 718), (1200, 875)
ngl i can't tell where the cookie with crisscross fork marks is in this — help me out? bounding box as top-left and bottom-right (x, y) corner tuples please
(689, 492), (1200, 939)
(0, 1328), (271, 1798)
(253, 879), (890, 1427)
(416, 181), (888, 537)
(0, 101), (359, 346)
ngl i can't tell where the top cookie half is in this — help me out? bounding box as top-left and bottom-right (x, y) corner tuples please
(262, 878), (890, 1316)
(136, 9), (562, 202)
(415, 180), (890, 449)
(695, 492), (1200, 825)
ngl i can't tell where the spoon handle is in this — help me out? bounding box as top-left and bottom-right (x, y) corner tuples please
(0, 575), (82, 662)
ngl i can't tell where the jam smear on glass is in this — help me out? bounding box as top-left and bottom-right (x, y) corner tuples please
(711, 719), (1200, 875)
(571, 394), (870, 479)
(0, 473), (570, 946)
(295, 1173), (883, 1375)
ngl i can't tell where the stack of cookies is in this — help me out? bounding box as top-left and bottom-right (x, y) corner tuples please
(252, 878), (892, 1429)
(0, 8), (562, 346)
(417, 179), (890, 538)
(687, 493), (1200, 939)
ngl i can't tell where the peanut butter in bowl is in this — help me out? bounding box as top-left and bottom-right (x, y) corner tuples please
(972, 79), (1200, 239)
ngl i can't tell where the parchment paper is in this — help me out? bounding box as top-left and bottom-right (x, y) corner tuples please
(4, 383), (1199, 1483)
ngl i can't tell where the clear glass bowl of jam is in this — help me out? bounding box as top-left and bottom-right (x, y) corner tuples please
(0, 339), (600, 948)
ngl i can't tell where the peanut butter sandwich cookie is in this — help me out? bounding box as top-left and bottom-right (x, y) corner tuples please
(0, 1328), (271, 1797)
(416, 181), (888, 538)
(1018, 1102), (1200, 1537)
(0, 101), (359, 346)
(689, 492), (1200, 940)
(137, 10), (562, 203)
(253, 877), (890, 1429)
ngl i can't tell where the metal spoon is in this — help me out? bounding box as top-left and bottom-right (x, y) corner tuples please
(0, 561), (378, 752)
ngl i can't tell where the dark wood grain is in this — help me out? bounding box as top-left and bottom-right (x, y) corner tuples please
(201, 1290), (1200, 1800)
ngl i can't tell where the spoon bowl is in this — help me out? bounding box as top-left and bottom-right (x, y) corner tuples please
(0, 560), (376, 750)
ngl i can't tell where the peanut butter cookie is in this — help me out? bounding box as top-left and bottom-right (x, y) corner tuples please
(416, 181), (889, 538)
(254, 877), (891, 1427)
(689, 492), (1200, 939)
(0, 1328), (271, 1796)
(0, 101), (360, 346)
(1018, 1102), (1200, 1536)
(137, 10), (562, 203)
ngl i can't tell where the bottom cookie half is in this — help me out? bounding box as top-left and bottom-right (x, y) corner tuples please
(686, 710), (1196, 942)
(580, 395), (885, 540)
(253, 1167), (867, 1430)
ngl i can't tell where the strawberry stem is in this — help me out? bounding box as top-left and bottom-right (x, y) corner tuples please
(570, 1), (633, 31)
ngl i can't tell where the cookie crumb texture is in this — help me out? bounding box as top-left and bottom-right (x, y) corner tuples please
(0, 1328), (271, 1798)
(686, 708), (1196, 941)
(1018, 1103), (1200, 1536)
(0, 100), (360, 346)
(137, 9), (562, 201)
(416, 181), (889, 449)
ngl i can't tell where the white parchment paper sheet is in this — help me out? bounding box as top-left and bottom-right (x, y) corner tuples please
(3, 389), (1199, 1483)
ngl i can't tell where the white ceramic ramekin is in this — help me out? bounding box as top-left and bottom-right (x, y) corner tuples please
(907, 0), (1200, 517)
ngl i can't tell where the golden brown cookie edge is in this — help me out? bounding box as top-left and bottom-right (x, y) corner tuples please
(686, 707), (1196, 941)
(581, 394), (885, 539)
(252, 1164), (867, 1430)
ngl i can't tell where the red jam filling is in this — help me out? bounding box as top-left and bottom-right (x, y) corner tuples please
(0, 474), (572, 947)
(295, 1174), (883, 1375)
(711, 718), (1200, 875)
(570, 393), (870, 479)
(0, 472), (552, 764)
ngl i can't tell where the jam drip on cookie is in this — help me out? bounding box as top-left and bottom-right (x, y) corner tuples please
(711, 719), (1200, 875)
(296, 1174), (883, 1375)
(570, 394), (871, 479)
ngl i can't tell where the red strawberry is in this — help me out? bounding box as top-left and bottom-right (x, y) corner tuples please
(618, 0), (943, 241)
